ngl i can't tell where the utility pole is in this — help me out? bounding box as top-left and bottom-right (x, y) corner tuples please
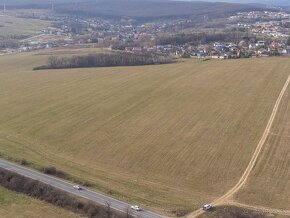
(51, 1), (54, 12)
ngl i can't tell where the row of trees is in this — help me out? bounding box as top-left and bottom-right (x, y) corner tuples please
(156, 32), (255, 46)
(0, 39), (20, 49)
(34, 52), (173, 70)
(287, 37), (290, 46)
(0, 167), (132, 218)
(0, 34), (30, 50)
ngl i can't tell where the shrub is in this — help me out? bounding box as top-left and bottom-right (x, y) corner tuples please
(19, 159), (31, 166)
(0, 168), (131, 217)
(41, 166), (67, 179)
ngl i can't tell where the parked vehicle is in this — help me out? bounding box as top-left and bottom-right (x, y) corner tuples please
(203, 204), (213, 211)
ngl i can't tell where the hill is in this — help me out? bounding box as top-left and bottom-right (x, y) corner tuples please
(0, 0), (263, 21)
(55, 0), (263, 20)
(0, 0), (89, 9)
(186, 0), (290, 7)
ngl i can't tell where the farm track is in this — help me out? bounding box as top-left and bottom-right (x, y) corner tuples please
(188, 73), (290, 218)
(1, 56), (290, 214)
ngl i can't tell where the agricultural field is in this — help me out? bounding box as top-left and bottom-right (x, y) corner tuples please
(235, 78), (290, 211)
(198, 206), (289, 218)
(0, 50), (289, 215)
(0, 186), (82, 218)
(0, 15), (50, 37)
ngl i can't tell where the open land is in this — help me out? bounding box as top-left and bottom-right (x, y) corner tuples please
(235, 73), (290, 211)
(0, 50), (290, 215)
(0, 15), (50, 37)
(190, 68), (290, 217)
(198, 205), (289, 218)
(0, 186), (82, 218)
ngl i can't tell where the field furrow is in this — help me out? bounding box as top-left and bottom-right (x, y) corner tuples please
(0, 52), (289, 213)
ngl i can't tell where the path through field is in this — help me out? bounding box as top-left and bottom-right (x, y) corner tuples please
(188, 73), (290, 218)
(1, 55), (289, 214)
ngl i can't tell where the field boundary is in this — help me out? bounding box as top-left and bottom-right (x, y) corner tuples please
(229, 202), (290, 216)
(188, 72), (290, 218)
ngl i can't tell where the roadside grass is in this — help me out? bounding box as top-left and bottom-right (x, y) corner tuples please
(0, 15), (50, 37)
(0, 186), (82, 218)
(0, 51), (289, 215)
(235, 80), (290, 210)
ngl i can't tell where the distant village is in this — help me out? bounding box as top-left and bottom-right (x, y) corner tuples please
(1, 10), (290, 59)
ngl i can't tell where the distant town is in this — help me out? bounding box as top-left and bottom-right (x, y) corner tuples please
(1, 9), (290, 59)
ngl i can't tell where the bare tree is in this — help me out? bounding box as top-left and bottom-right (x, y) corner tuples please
(106, 201), (112, 218)
(126, 207), (131, 218)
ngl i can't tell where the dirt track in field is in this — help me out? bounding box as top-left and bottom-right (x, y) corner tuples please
(187, 73), (290, 218)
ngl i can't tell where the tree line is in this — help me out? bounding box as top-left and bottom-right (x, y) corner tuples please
(33, 52), (174, 70)
(0, 34), (30, 50)
(0, 167), (133, 218)
(156, 31), (255, 46)
(0, 39), (19, 49)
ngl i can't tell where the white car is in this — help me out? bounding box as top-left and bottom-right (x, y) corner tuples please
(203, 204), (213, 211)
(73, 185), (82, 190)
(130, 205), (141, 211)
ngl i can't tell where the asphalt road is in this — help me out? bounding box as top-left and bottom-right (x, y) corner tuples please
(0, 159), (165, 218)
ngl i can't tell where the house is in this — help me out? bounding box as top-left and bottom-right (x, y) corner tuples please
(256, 41), (266, 47)
(132, 47), (143, 53)
(257, 48), (269, 56)
(238, 40), (249, 48)
(125, 47), (133, 52)
(270, 41), (279, 49)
